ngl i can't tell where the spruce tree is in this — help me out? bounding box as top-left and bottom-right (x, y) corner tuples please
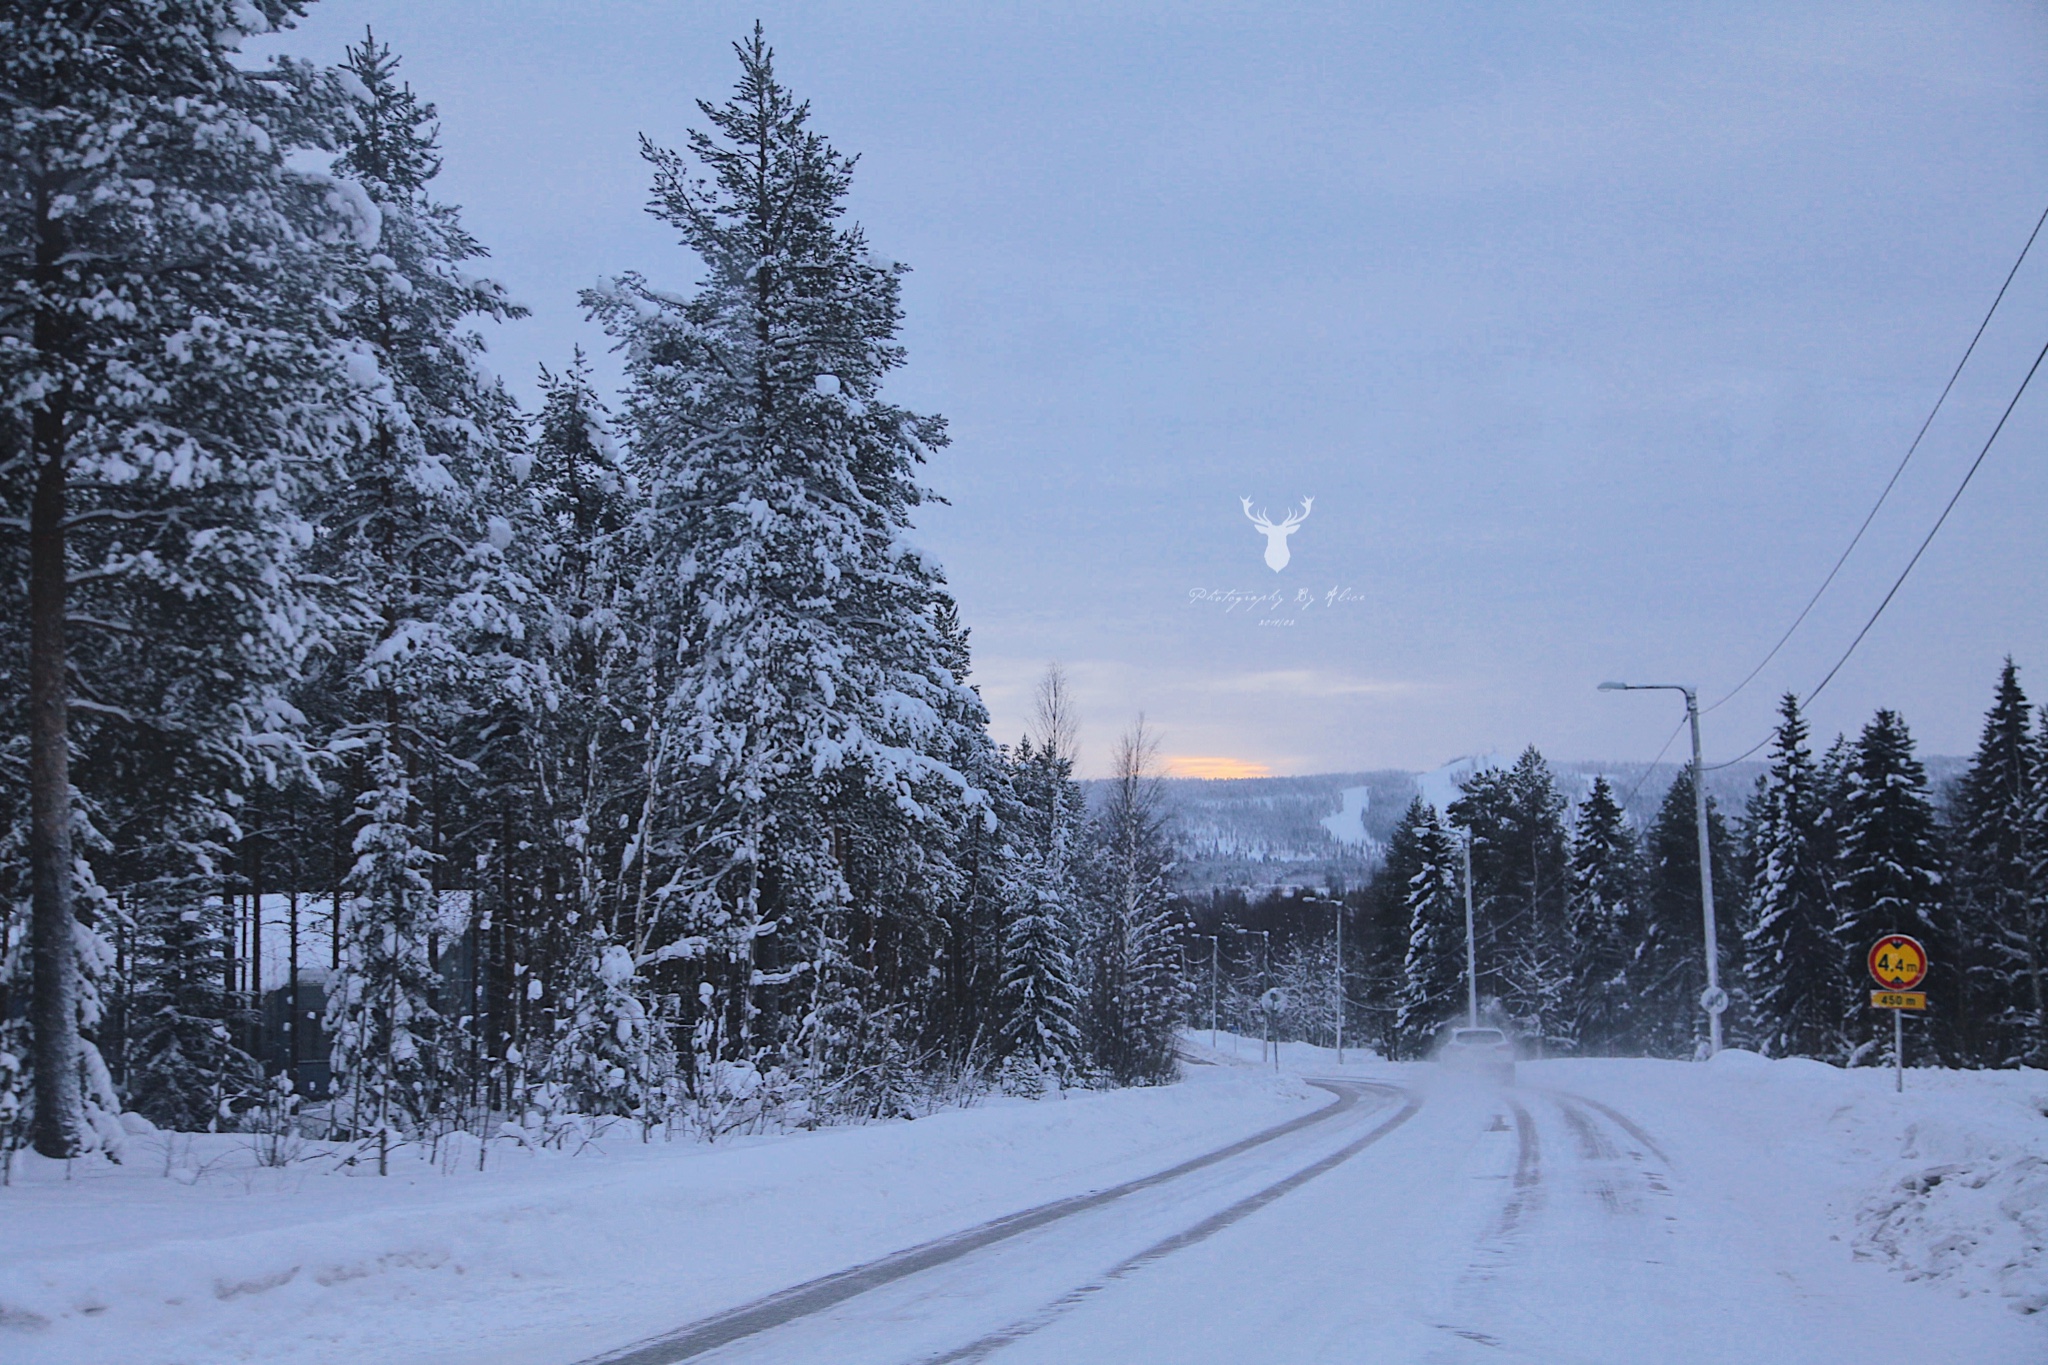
(124, 901), (258, 1132)
(1367, 798), (1429, 1055)
(2029, 706), (2048, 1066)
(326, 747), (443, 1137)
(1832, 709), (1944, 1066)
(1080, 722), (1184, 1085)
(1395, 803), (1465, 1058)
(1950, 662), (2040, 1065)
(1449, 748), (1571, 1048)
(1638, 769), (1738, 1057)
(997, 736), (1085, 1087)
(311, 30), (530, 1135)
(1567, 776), (1639, 1055)
(1740, 695), (1842, 1059)
(1, 1), (360, 1155)
(537, 938), (672, 1122)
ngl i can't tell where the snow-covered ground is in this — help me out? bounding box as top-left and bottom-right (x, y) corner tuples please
(0, 1042), (2041, 1364)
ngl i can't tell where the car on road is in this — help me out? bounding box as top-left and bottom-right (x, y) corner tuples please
(1437, 1026), (1516, 1083)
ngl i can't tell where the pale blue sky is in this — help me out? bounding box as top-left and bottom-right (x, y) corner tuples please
(262, 2), (2048, 776)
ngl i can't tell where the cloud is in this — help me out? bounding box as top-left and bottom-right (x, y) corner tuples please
(1195, 670), (1434, 699)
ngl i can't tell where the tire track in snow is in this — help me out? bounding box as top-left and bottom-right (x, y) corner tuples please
(578, 1080), (1398, 1365)
(915, 1082), (1424, 1365)
(1429, 1090), (1673, 1359)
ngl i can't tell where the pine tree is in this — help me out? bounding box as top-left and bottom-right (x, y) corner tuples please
(1950, 662), (2040, 1065)
(1833, 709), (1944, 1067)
(460, 352), (644, 1119)
(1566, 776), (1639, 1055)
(584, 28), (983, 1088)
(1740, 695), (1842, 1059)
(1395, 803), (1465, 1058)
(1, 1), (362, 1155)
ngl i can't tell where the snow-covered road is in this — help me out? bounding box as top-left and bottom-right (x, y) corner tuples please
(3, 1045), (2042, 1363)
(594, 1053), (2046, 1365)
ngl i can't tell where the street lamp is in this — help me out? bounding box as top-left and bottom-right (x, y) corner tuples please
(1598, 680), (1726, 1055)
(1303, 893), (1345, 1064)
(1462, 833), (1479, 1031)
(1200, 934), (1220, 1051)
(1228, 926), (1272, 1062)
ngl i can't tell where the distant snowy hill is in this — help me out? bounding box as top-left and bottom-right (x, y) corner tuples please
(1112, 754), (1966, 893)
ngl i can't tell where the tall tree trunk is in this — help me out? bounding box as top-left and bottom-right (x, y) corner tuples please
(27, 390), (86, 1158)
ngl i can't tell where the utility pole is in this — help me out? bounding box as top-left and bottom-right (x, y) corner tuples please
(1333, 898), (1344, 1065)
(1203, 934), (1219, 1051)
(1599, 681), (1724, 1055)
(1462, 835), (1479, 1030)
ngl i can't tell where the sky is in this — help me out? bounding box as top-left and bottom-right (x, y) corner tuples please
(257, 2), (2048, 778)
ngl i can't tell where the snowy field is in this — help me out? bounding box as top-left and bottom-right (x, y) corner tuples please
(1, 1042), (2042, 1364)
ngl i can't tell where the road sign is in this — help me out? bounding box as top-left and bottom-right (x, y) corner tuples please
(1699, 986), (1730, 1015)
(1259, 987), (1287, 1014)
(1867, 934), (1928, 991)
(1871, 991), (1927, 1010)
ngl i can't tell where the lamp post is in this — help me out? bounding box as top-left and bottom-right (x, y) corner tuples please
(1599, 681), (1725, 1056)
(1306, 894), (1346, 1064)
(1462, 833), (1479, 1031)
(1201, 934), (1219, 1051)
(1227, 926), (1270, 1059)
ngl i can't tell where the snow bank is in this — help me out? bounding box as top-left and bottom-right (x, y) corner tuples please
(0, 1065), (1321, 1365)
(1542, 1053), (2048, 1317)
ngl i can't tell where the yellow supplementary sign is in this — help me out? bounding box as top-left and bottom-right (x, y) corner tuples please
(1871, 991), (1927, 1011)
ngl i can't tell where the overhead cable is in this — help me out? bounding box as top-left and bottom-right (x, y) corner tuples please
(1704, 199), (2048, 715)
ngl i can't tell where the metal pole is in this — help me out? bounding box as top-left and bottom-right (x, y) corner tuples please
(1333, 900), (1344, 1065)
(1894, 1008), (1904, 1093)
(1202, 936), (1211, 1051)
(1684, 687), (1723, 1056)
(1462, 835), (1479, 1030)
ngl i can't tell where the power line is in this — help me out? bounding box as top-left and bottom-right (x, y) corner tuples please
(1618, 715), (1688, 810)
(1705, 327), (2048, 770)
(1704, 200), (2048, 716)
(1803, 331), (2048, 708)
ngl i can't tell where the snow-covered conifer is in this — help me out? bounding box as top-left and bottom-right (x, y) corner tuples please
(124, 901), (258, 1132)
(1395, 802), (1464, 1058)
(1079, 721), (1184, 1085)
(1637, 769), (1738, 1058)
(1740, 695), (1842, 1059)
(1832, 709), (1943, 1066)
(308, 30), (531, 1127)
(326, 746), (443, 1135)
(1567, 776), (1639, 1055)
(1450, 748), (1571, 1048)
(584, 28), (982, 1086)
(1950, 662), (2040, 1065)
(0, 2), (363, 1155)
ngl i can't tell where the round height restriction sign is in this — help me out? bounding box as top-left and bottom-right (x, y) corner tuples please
(1868, 935), (1928, 991)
